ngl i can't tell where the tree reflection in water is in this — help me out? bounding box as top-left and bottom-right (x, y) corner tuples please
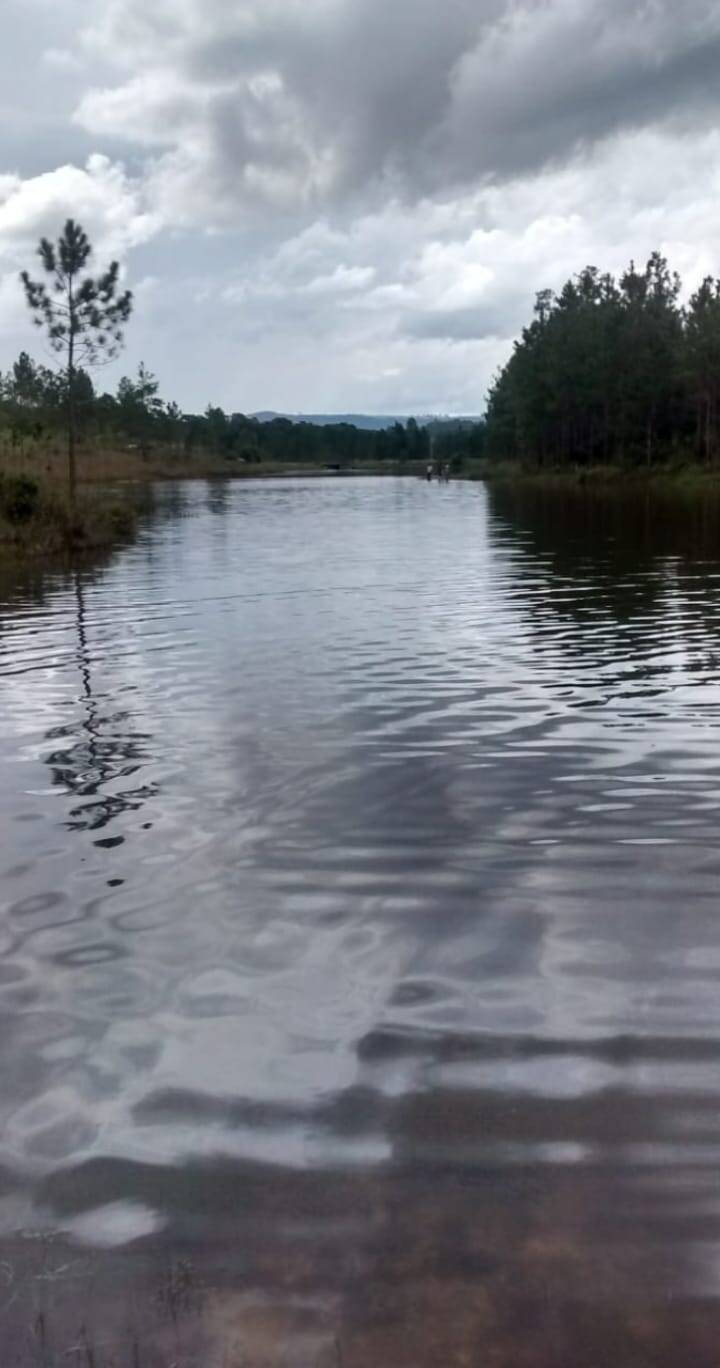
(44, 570), (159, 836)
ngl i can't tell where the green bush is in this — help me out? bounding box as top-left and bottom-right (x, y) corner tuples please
(0, 475), (40, 523)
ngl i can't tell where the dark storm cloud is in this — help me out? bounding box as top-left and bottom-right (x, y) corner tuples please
(78, 0), (720, 212)
(405, 302), (523, 343)
(188, 0), (499, 197)
(437, 0), (720, 187)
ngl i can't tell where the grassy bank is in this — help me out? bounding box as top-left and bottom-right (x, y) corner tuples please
(0, 473), (138, 558)
(457, 457), (720, 491)
(0, 452), (420, 559)
(1, 443), (420, 486)
(2, 444), (303, 484)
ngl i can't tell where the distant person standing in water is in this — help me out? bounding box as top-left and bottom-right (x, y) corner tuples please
(426, 463), (433, 481)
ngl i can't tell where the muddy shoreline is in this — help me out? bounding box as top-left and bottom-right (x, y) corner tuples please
(4, 1146), (720, 1366)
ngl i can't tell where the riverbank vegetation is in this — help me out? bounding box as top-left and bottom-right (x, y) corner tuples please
(0, 346), (438, 554)
(446, 253), (720, 474)
(0, 349), (432, 478)
(10, 223), (720, 529)
(0, 471), (137, 557)
(435, 254), (720, 478)
(3, 218), (438, 560)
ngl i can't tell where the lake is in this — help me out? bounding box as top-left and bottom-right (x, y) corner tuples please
(2, 475), (720, 1365)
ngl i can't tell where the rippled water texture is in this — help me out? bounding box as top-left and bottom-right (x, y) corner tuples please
(3, 476), (720, 1364)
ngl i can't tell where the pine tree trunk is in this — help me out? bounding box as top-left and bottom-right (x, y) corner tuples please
(67, 286), (77, 504)
(67, 391), (77, 503)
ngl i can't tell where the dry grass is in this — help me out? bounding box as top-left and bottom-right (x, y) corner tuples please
(0, 437), (420, 487)
(460, 456), (720, 488)
(0, 478), (139, 559)
(1, 441), (255, 485)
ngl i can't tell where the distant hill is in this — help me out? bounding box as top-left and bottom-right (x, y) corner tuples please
(250, 411), (479, 431)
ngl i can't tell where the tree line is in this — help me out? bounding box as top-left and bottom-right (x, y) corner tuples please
(0, 351), (432, 468)
(483, 253), (720, 467)
(28, 221), (716, 484)
(8, 218), (433, 493)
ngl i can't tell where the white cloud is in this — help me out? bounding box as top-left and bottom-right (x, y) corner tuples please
(145, 124), (720, 413)
(0, 155), (158, 259)
(0, 154), (160, 354)
(301, 264), (375, 296)
(42, 47), (84, 72)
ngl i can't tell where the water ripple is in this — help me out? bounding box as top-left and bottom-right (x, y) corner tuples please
(2, 477), (720, 1307)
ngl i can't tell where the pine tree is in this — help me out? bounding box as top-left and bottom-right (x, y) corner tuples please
(684, 278), (720, 463)
(21, 219), (132, 498)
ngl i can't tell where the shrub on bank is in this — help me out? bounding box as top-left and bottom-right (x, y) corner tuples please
(0, 474), (136, 555)
(0, 474), (41, 523)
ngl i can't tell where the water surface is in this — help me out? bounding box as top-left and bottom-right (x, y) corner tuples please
(2, 476), (720, 1365)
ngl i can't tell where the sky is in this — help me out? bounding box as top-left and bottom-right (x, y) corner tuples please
(2, 0), (720, 416)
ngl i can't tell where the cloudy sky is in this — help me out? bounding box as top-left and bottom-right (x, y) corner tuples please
(2, 0), (720, 416)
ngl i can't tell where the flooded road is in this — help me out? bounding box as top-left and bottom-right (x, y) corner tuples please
(2, 475), (720, 1365)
